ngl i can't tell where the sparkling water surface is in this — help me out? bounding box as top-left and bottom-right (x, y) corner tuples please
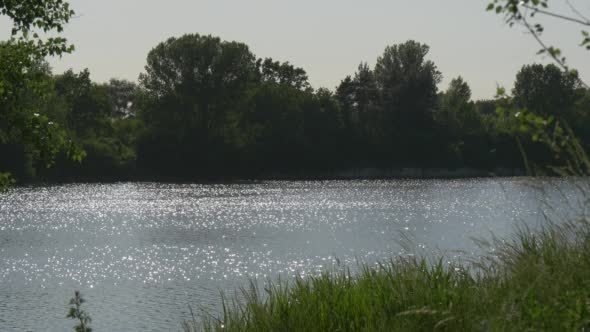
(0, 179), (577, 331)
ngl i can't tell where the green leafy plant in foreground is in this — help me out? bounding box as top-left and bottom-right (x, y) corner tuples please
(184, 212), (590, 332)
(67, 290), (92, 332)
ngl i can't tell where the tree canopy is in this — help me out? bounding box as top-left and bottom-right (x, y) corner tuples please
(513, 64), (579, 118)
(0, 0), (79, 190)
(3, 29), (589, 183)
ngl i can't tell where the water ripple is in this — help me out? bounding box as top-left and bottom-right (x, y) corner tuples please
(0, 179), (575, 331)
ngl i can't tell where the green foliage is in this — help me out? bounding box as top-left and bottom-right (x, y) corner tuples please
(106, 79), (138, 118)
(433, 77), (490, 166)
(437, 76), (475, 132)
(1, 0), (75, 57)
(67, 290), (92, 332)
(192, 214), (590, 331)
(513, 64), (580, 118)
(181, 25), (590, 327)
(330, 41), (449, 167)
(135, 33), (346, 176)
(38, 70), (139, 179)
(5, 30), (589, 181)
(496, 105), (590, 176)
(493, 60), (590, 175)
(336, 63), (380, 146)
(374, 40), (442, 128)
(0, 0), (79, 188)
(486, 0), (590, 174)
(0, 42), (84, 178)
(0, 172), (15, 192)
(139, 34), (257, 102)
(258, 58), (310, 91)
(487, 0), (589, 85)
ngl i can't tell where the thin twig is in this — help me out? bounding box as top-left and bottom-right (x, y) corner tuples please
(516, 7), (589, 88)
(565, 0), (590, 24)
(521, 3), (590, 26)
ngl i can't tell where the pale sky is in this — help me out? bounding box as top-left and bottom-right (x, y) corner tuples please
(2, 0), (589, 99)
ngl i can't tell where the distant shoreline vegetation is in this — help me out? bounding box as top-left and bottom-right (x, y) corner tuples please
(17, 167), (528, 185)
(1, 34), (589, 184)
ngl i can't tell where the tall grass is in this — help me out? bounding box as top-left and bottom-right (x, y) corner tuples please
(183, 216), (590, 331)
(184, 121), (590, 331)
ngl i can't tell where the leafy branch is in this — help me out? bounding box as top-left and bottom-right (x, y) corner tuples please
(487, 0), (588, 87)
(0, 0), (75, 57)
(495, 87), (589, 176)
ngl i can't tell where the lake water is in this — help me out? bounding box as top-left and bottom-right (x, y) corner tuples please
(0, 179), (580, 331)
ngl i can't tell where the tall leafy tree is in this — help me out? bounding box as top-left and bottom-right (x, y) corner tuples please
(436, 77), (492, 166)
(0, 0), (79, 189)
(353, 63), (381, 142)
(138, 34), (259, 175)
(54, 69), (113, 138)
(374, 41), (442, 130)
(373, 41), (442, 165)
(438, 77), (472, 133)
(513, 64), (579, 118)
(257, 58), (310, 91)
(336, 64), (380, 142)
(139, 34), (257, 131)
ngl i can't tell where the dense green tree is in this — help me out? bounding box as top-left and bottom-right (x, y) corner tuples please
(352, 63), (381, 143)
(4, 27), (587, 182)
(31, 69), (141, 180)
(372, 41), (442, 165)
(0, 43), (81, 182)
(445, 77), (472, 105)
(140, 35), (256, 129)
(240, 82), (308, 172)
(335, 63), (380, 149)
(474, 99), (497, 116)
(106, 79), (138, 118)
(437, 77), (468, 137)
(137, 34), (259, 176)
(437, 77), (476, 133)
(436, 77), (499, 168)
(513, 64), (579, 118)
(257, 58), (310, 91)
(302, 88), (346, 169)
(53, 69), (112, 137)
(139, 34), (257, 125)
(0, 0), (78, 190)
(374, 41), (442, 129)
(335, 76), (356, 131)
(571, 88), (590, 144)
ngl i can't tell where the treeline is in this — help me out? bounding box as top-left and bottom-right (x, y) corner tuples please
(2, 34), (590, 182)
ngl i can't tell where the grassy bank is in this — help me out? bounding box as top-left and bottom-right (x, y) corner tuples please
(186, 218), (590, 331)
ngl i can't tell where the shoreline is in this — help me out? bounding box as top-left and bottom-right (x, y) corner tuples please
(25, 167), (527, 186)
